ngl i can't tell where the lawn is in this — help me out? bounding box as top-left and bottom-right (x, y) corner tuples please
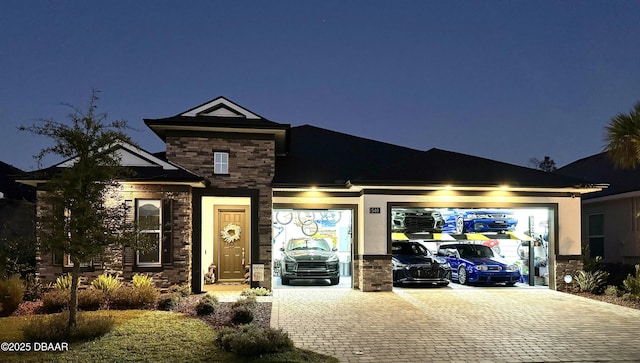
(0, 310), (338, 363)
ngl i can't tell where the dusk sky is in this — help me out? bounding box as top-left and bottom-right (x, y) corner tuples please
(1, 1), (639, 171)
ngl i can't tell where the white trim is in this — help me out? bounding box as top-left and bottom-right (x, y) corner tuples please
(136, 199), (162, 267)
(56, 141), (178, 170)
(213, 152), (229, 174)
(181, 97), (261, 119)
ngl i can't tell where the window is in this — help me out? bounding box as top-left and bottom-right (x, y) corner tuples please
(588, 214), (605, 258)
(137, 200), (162, 266)
(214, 152), (229, 174)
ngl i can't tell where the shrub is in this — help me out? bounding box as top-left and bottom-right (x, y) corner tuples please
(157, 293), (181, 311)
(231, 296), (257, 310)
(215, 325), (294, 357)
(91, 273), (122, 294)
(195, 293), (219, 316)
(167, 284), (191, 297)
(78, 289), (104, 311)
(231, 306), (254, 325)
(575, 270), (610, 294)
(52, 274), (74, 290)
(109, 285), (158, 310)
(604, 285), (621, 297)
(23, 311), (114, 342)
(132, 273), (154, 288)
(135, 285), (160, 305)
(23, 275), (44, 301)
(42, 289), (69, 313)
(0, 275), (25, 317)
(623, 264), (640, 296)
(240, 287), (272, 297)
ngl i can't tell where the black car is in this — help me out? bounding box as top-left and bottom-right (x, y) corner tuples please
(279, 238), (340, 285)
(392, 241), (451, 287)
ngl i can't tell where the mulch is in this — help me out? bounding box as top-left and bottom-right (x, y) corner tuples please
(569, 292), (640, 310)
(171, 294), (272, 329)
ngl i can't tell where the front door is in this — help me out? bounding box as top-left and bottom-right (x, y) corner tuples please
(216, 206), (249, 281)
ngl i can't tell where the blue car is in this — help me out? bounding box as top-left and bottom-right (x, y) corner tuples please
(392, 241), (451, 287)
(437, 243), (520, 285)
(442, 209), (518, 234)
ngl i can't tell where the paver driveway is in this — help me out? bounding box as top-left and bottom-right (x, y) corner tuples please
(270, 286), (640, 362)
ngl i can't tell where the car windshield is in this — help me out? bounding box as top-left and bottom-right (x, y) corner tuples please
(392, 242), (431, 256)
(286, 238), (331, 251)
(458, 245), (494, 258)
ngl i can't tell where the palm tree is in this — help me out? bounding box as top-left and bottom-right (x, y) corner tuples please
(604, 101), (640, 169)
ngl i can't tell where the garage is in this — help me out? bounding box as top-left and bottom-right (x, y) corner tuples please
(271, 208), (354, 289)
(390, 207), (552, 288)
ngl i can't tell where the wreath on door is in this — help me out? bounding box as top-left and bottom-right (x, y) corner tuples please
(221, 223), (242, 244)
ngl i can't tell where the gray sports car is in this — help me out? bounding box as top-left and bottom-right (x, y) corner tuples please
(279, 238), (340, 285)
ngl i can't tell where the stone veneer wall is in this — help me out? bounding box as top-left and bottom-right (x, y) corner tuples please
(555, 256), (584, 291)
(35, 185), (192, 290)
(166, 136), (275, 289)
(357, 255), (393, 292)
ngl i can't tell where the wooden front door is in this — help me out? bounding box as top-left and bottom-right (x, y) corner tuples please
(216, 206), (249, 281)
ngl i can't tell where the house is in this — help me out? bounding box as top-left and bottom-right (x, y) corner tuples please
(559, 152), (640, 265)
(19, 97), (603, 292)
(0, 161), (35, 242)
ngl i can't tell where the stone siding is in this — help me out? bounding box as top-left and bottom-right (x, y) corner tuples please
(36, 185), (192, 290)
(166, 136), (275, 289)
(357, 255), (393, 292)
(555, 256), (584, 291)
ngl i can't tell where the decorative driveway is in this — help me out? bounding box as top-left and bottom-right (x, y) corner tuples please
(270, 286), (640, 362)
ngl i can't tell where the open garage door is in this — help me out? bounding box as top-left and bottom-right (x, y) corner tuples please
(391, 207), (551, 288)
(272, 208), (353, 289)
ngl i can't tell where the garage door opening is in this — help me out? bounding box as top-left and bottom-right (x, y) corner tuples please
(391, 207), (551, 288)
(272, 208), (353, 289)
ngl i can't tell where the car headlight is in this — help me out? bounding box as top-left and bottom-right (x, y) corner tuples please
(326, 254), (339, 263)
(475, 265), (488, 271)
(284, 255), (296, 263)
(505, 265), (519, 272)
(441, 262), (451, 269)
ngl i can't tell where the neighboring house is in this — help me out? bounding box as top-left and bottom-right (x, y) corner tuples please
(559, 152), (640, 265)
(0, 161), (36, 272)
(18, 97), (603, 292)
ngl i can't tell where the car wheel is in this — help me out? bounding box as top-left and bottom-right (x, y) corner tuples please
(458, 266), (468, 285)
(330, 277), (340, 285)
(455, 216), (465, 234)
(281, 277), (290, 285)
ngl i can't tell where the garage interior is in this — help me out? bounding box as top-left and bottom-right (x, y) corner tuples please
(391, 206), (552, 288)
(272, 208), (353, 289)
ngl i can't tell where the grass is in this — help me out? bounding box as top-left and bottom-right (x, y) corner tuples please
(0, 310), (338, 363)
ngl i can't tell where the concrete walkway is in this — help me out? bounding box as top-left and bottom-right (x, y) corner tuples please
(270, 286), (640, 362)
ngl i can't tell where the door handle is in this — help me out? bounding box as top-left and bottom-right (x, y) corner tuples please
(242, 247), (245, 265)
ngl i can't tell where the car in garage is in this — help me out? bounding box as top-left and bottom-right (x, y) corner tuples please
(279, 237), (340, 285)
(392, 241), (451, 287)
(437, 243), (520, 285)
(442, 209), (518, 234)
(392, 208), (445, 233)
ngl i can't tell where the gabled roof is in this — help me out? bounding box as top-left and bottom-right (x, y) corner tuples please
(274, 125), (599, 191)
(558, 152), (635, 199)
(16, 142), (205, 187)
(144, 96), (290, 155)
(0, 161), (35, 201)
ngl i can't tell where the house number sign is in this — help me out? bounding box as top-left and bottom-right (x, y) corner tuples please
(369, 207), (381, 214)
